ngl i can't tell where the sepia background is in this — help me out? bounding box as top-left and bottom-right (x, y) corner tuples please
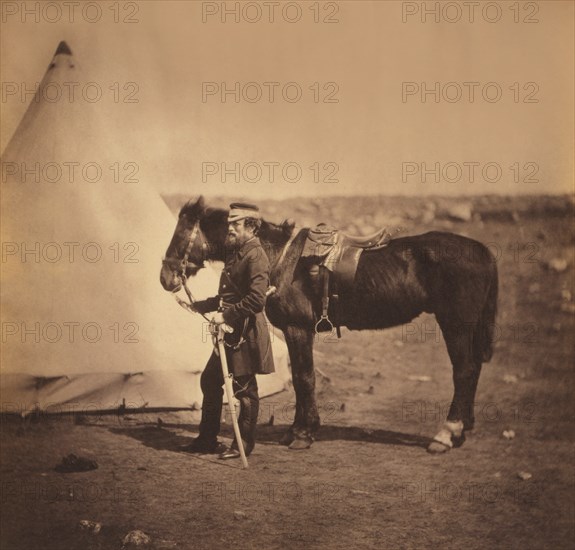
(1, 0), (573, 197)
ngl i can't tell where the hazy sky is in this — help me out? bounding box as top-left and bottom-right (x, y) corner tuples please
(1, 0), (573, 197)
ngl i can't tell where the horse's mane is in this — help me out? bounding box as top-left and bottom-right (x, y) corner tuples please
(179, 199), (294, 246)
(179, 200), (226, 220)
(260, 219), (293, 245)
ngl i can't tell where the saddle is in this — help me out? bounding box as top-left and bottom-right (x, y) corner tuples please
(301, 223), (392, 335)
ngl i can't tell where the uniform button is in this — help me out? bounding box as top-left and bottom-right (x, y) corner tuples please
(222, 284), (226, 289)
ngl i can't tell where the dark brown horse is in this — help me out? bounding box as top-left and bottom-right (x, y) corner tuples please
(160, 196), (498, 453)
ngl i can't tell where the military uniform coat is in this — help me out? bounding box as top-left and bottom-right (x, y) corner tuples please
(194, 237), (275, 377)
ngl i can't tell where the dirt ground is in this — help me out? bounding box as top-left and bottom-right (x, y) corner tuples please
(2, 196), (574, 549)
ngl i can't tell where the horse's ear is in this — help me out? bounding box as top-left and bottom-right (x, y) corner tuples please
(190, 195), (206, 217)
(282, 218), (296, 235)
(180, 195), (207, 220)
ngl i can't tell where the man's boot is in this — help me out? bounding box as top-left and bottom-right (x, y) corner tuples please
(219, 376), (258, 459)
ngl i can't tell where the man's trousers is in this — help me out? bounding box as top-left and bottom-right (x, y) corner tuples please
(198, 351), (259, 455)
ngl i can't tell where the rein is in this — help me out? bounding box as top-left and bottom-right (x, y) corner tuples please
(169, 219), (301, 334)
(164, 220), (211, 321)
(168, 220), (248, 349)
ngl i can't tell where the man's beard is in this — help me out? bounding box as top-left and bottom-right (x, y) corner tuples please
(225, 234), (239, 249)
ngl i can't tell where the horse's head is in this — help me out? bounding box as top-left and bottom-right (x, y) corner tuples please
(160, 196), (227, 292)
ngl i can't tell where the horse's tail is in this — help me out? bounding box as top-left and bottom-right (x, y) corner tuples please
(474, 263), (498, 363)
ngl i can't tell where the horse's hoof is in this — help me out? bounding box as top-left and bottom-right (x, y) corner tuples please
(452, 432), (466, 448)
(279, 431), (295, 446)
(427, 440), (451, 454)
(288, 438), (313, 450)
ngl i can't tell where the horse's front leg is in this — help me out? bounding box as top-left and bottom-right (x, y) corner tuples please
(281, 325), (319, 450)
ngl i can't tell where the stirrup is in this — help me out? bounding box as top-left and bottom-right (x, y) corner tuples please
(315, 315), (334, 334)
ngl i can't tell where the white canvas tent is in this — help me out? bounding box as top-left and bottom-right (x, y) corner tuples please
(0, 42), (290, 415)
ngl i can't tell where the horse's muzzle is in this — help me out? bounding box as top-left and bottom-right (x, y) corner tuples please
(160, 265), (182, 293)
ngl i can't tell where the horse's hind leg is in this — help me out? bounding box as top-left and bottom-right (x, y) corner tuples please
(281, 325), (320, 450)
(428, 320), (482, 453)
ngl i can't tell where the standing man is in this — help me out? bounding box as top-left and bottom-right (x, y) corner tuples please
(183, 203), (275, 459)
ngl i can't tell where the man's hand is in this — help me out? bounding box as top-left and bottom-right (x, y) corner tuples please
(211, 312), (234, 333)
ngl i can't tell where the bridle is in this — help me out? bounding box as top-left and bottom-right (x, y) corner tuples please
(163, 219), (213, 321)
(166, 218), (302, 333)
(162, 219), (208, 282)
(164, 218), (249, 347)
